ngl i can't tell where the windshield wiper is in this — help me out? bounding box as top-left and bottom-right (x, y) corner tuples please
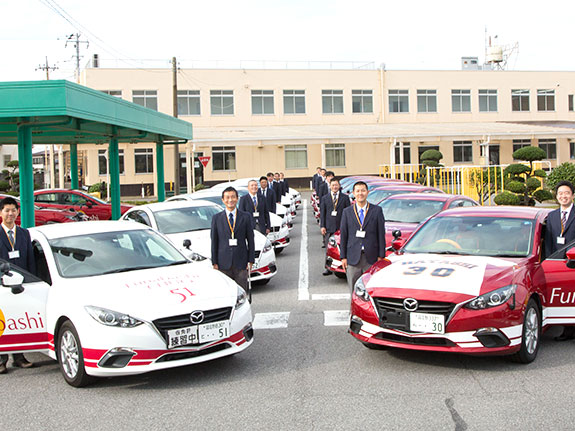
(101, 261), (187, 275)
(429, 250), (471, 255)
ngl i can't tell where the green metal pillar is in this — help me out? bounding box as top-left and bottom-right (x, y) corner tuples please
(70, 143), (79, 190)
(108, 130), (121, 220)
(17, 121), (35, 228)
(156, 137), (165, 202)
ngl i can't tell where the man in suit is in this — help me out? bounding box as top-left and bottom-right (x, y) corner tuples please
(0, 197), (35, 374)
(340, 181), (386, 292)
(320, 178), (351, 275)
(279, 173), (289, 197)
(267, 172), (281, 204)
(312, 167), (321, 192)
(239, 179), (271, 235)
(259, 176), (277, 214)
(314, 168), (326, 197)
(544, 181), (575, 341)
(318, 171), (334, 202)
(211, 187), (255, 292)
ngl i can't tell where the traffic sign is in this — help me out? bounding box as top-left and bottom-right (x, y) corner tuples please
(198, 156), (211, 168)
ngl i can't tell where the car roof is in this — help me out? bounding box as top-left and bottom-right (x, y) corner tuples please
(32, 220), (149, 239)
(372, 184), (436, 190)
(384, 193), (468, 202)
(126, 199), (219, 213)
(434, 205), (550, 219)
(34, 188), (87, 193)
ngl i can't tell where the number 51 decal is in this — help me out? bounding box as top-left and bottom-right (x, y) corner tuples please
(403, 266), (454, 277)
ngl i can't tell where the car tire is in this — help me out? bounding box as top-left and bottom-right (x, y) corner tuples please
(512, 298), (541, 364)
(334, 272), (347, 279)
(361, 341), (387, 350)
(57, 321), (94, 387)
(275, 247), (284, 255)
(253, 278), (270, 285)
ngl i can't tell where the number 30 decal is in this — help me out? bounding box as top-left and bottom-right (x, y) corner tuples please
(403, 266), (454, 277)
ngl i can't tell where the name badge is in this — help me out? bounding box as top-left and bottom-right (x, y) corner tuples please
(331, 210), (338, 216)
(229, 238), (238, 247)
(557, 236), (566, 245)
(8, 250), (20, 259)
(356, 230), (366, 238)
(253, 212), (260, 217)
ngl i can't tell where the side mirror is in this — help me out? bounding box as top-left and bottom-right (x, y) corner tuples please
(566, 247), (575, 269)
(391, 238), (405, 251)
(183, 239), (192, 250)
(392, 229), (402, 240)
(1, 267), (24, 294)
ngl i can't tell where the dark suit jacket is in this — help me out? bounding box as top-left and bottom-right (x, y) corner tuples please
(320, 192), (351, 233)
(238, 193), (271, 234)
(314, 177), (325, 196)
(318, 181), (329, 201)
(0, 225), (35, 274)
(340, 204), (386, 266)
(279, 180), (288, 196)
(312, 174), (320, 193)
(210, 210), (255, 271)
(269, 181), (282, 203)
(545, 207), (575, 258)
(258, 188), (276, 214)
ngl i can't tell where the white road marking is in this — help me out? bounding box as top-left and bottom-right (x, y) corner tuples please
(298, 199), (310, 300)
(312, 293), (350, 301)
(324, 310), (350, 326)
(253, 312), (290, 329)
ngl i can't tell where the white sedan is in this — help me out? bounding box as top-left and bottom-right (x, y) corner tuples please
(0, 221), (253, 387)
(121, 200), (278, 283)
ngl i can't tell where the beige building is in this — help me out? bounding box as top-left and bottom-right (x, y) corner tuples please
(76, 65), (575, 195)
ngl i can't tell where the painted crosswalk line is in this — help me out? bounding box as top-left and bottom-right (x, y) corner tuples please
(253, 312), (290, 329)
(312, 293), (350, 301)
(323, 310), (350, 326)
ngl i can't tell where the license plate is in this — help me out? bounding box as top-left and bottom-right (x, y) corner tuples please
(167, 320), (230, 348)
(409, 312), (445, 334)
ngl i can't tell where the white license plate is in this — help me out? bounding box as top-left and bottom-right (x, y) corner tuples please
(409, 312), (445, 334)
(167, 320), (230, 348)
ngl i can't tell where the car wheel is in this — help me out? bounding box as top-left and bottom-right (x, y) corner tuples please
(57, 321), (94, 387)
(253, 278), (270, 285)
(361, 341), (387, 350)
(334, 272), (347, 279)
(512, 298), (541, 364)
(275, 247), (284, 255)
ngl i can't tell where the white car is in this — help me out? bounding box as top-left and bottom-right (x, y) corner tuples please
(0, 221), (253, 387)
(121, 200), (278, 283)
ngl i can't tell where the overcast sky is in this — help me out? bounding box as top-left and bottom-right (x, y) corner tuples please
(2, 0), (574, 82)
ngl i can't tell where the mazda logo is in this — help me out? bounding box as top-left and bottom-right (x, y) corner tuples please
(403, 298), (418, 312)
(190, 310), (205, 324)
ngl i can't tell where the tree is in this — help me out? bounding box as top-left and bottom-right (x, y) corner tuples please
(417, 150), (443, 185)
(494, 146), (553, 206)
(546, 162), (575, 192)
(6, 160), (19, 193)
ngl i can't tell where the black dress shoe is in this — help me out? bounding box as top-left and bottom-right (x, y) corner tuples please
(0, 363), (7, 374)
(555, 326), (575, 341)
(321, 244), (326, 248)
(13, 358), (33, 368)
(322, 269), (332, 276)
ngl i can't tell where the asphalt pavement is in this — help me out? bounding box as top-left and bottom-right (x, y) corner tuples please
(2, 192), (575, 430)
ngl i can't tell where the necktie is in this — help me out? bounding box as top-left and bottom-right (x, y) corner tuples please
(359, 208), (364, 225)
(229, 212), (234, 226)
(561, 211), (567, 233)
(253, 196), (257, 207)
(7, 229), (14, 247)
(333, 193), (337, 202)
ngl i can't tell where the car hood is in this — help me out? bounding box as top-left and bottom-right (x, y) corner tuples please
(367, 253), (518, 301)
(65, 263), (238, 320)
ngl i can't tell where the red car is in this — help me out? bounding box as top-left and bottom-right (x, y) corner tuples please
(0, 194), (87, 225)
(325, 193), (475, 277)
(349, 206), (575, 363)
(33, 189), (132, 220)
(366, 185), (444, 205)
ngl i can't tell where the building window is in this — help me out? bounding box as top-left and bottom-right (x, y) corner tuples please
(134, 148), (154, 174)
(452, 90), (471, 112)
(212, 146), (236, 171)
(252, 90), (274, 115)
(417, 90), (437, 113)
(132, 90), (158, 111)
(284, 145), (307, 169)
(570, 142), (575, 159)
(479, 89), (497, 112)
(537, 89), (555, 111)
(389, 89), (409, 113)
(512, 139), (531, 159)
(325, 143), (346, 167)
(3, 155), (11, 167)
(322, 90), (344, 114)
(394, 143), (411, 164)
(177, 90), (201, 116)
(352, 90), (373, 113)
(538, 139), (557, 159)
(569, 95), (574, 112)
(98, 149), (125, 175)
(453, 141), (473, 163)
(210, 90), (234, 115)
(102, 90), (122, 98)
(511, 89), (530, 112)
(283, 90), (305, 114)
(418, 146), (439, 162)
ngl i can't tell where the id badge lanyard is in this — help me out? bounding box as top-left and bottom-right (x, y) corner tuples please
(6, 228), (15, 250)
(226, 211), (237, 239)
(353, 203), (369, 231)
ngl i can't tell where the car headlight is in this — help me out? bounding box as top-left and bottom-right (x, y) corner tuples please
(281, 220), (287, 228)
(85, 306), (144, 328)
(354, 276), (370, 302)
(328, 236), (337, 247)
(262, 240), (273, 254)
(236, 286), (248, 309)
(465, 285), (517, 310)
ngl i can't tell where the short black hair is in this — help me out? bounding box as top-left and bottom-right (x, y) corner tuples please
(555, 180), (575, 194)
(221, 186), (238, 199)
(320, 168), (326, 173)
(353, 181), (368, 191)
(259, 176), (268, 182)
(266, 172), (274, 177)
(0, 196), (19, 211)
(325, 171), (335, 178)
(330, 177), (340, 184)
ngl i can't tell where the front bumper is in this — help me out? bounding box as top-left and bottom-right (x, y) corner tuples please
(325, 256), (345, 274)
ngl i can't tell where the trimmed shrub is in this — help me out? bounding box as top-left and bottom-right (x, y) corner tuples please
(494, 191), (521, 206)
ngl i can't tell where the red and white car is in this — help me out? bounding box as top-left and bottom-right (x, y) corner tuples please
(34, 189), (132, 220)
(0, 194), (88, 225)
(349, 206), (575, 363)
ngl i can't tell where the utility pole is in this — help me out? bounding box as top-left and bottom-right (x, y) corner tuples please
(172, 56), (180, 194)
(36, 56), (58, 80)
(65, 33), (89, 83)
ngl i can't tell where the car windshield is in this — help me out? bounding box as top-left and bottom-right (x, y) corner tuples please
(368, 189), (418, 204)
(402, 216), (535, 257)
(77, 191), (107, 205)
(50, 229), (188, 278)
(380, 199), (445, 223)
(193, 195), (225, 208)
(155, 205), (221, 234)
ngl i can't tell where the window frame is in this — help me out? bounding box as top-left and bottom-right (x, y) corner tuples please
(352, 89), (373, 114)
(538, 139), (557, 160)
(98, 149), (125, 176)
(210, 90), (234, 116)
(134, 148), (154, 174)
(451, 89), (471, 113)
(177, 90), (201, 116)
(284, 144), (308, 169)
(537, 89), (555, 112)
(283, 90), (306, 115)
(453, 140), (473, 163)
(322, 90), (344, 114)
(212, 146), (236, 171)
(132, 90), (158, 111)
(251, 90), (274, 115)
(325, 143), (346, 168)
(511, 89), (530, 112)
(417, 89), (437, 113)
(389, 89), (409, 113)
(478, 89), (498, 112)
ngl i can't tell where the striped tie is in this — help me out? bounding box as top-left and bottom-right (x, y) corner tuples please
(7, 229), (14, 246)
(561, 211), (567, 234)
